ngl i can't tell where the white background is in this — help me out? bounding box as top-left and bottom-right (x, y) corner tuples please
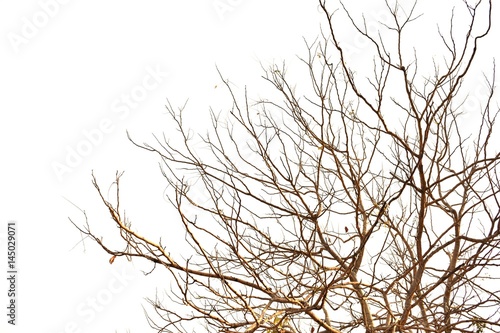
(0, 1), (498, 332)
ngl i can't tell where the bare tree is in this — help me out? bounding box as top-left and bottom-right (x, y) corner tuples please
(72, 0), (500, 332)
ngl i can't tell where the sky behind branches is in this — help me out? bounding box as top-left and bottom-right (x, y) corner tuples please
(0, 1), (498, 332)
